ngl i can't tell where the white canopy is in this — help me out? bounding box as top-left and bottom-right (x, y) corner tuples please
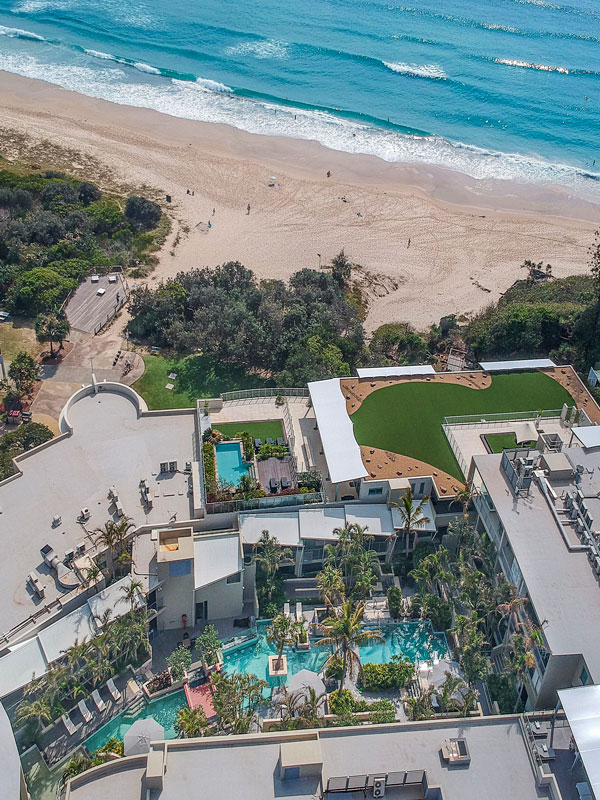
(308, 378), (367, 484)
(513, 421), (538, 445)
(123, 718), (165, 755)
(287, 669), (326, 701)
(572, 426), (600, 450)
(558, 685), (600, 799)
(479, 359), (555, 372)
(356, 365), (435, 378)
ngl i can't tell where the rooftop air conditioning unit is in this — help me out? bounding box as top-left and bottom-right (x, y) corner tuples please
(159, 462), (169, 473)
(373, 777), (386, 799)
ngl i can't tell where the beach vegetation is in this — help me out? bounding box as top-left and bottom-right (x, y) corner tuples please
(0, 167), (164, 316)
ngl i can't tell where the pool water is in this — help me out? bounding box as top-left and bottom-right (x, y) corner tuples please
(215, 441), (249, 486)
(223, 621), (448, 684)
(84, 690), (186, 753)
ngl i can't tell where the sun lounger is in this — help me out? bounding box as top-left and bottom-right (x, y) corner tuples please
(107, 677), (122, 702)
(266, 438), (275, 446)
(276, 437), (285, 447)
(78, 698), (93, 723)
(269, 477), (279, 492)
(254, 438), (262, 449)
(62, 713), (78, 736)
(92, 689), (106, 712)
(281, 477), (291, 490)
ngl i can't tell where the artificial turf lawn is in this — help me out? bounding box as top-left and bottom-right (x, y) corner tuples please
(350, 372), (574, 479)
(213, 420), (284, 441)
(484, 433), (536, 453)
(132, 354), (273, 410)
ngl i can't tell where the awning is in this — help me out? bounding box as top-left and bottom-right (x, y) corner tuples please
(558, 685), (600, 799)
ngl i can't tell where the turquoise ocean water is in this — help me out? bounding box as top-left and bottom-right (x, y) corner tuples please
(0, 0), (599, 194)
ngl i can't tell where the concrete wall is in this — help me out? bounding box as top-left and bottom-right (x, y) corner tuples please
(194, 576), (244, 620)
(157, 560), (195, 631)
(536, 653), (586, 710)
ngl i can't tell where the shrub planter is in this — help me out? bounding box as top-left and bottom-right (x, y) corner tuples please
(142, 667), (187, 700)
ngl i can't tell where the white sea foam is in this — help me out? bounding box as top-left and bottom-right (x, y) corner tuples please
(185, 77), (233, 93)
(0, 24), (45, 40)
(383, 61), (446, 79)
(84, 50), (161, 75)
(225, 39), (289, 60)
(85, 49), (119, 61)
(0, 50), (597, 197)
(495, 57), (570, 74)
(133, 61), (160, 75)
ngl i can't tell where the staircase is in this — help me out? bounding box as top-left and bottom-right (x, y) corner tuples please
(122, 694), (146, 720)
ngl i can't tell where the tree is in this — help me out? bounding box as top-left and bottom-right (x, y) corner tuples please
(316, 600), (384, 691)
(266, 613), (296, 670)
(175, 706), (211, 738)
(167, 645), (192, 681)
(7, 350), (38, 395)
(212, 672), (267, 734)
(94, 517), (135, 580)
(125, 195), (161, 231)
(434, 671), (469, 714)
(120, 579), (143, 612)
(35, 311), (70, 358)
(406, 687), (434, 721)
(329, 249), (352, 287)
(15, 696), (53, 733)
(8, 267), (76, 315)
(253, 530), (293, 603)
(316, 565), (345, 609)
(388, 488), (431, 558)
(78, 182), (102, 205)
(195, 624), (222, 667)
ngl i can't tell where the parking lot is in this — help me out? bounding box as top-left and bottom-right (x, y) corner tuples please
(66, 274), (127, 334)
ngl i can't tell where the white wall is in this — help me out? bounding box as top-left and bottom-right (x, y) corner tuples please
(195, 576), (244, 620)
(157, 561), (195, 631)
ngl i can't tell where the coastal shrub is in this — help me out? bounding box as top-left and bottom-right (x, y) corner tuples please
(125, 195), (162, 231)
(359, 658), (414, 691)
(256, 443), (287, 460)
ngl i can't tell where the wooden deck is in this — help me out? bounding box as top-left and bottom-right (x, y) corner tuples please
(257, 457), (294, 492)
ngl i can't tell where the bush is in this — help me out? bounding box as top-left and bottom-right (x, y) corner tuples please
(195, 624), (222, 666)
(487, 673), (517, 714)
(256, 443), (288, 460)
(0, 423), (53, 481)
(359, 658), (414, 691)
(125, 195), (161, 231)
(330, 692), (396, 723)
(329, 688), (355, 715)
(202, 442), (216, 493)
(166, 645), (192, 681)
(147, 670), (172, 694)
(387, 586), (402, 620)
(297, 470), (322, 491)
(412, 542), (435, 567)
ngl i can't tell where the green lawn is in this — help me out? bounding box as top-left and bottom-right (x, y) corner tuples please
(213, 420), (283, 441)
(351, 372), (573, 479)
(132, 354), (274, 410)
(484, 433), (536, 454)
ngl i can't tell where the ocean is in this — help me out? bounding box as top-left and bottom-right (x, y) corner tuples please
(0, 0), (599, 195)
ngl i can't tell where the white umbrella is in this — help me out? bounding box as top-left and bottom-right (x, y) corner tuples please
(123, 717), (165, 756)
(287, 669), (326, 700)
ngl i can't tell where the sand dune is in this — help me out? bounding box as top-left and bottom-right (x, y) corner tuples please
(0, 71), (596, 332)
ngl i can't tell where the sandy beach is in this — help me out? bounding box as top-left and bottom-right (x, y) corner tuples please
(0, 71), (597, 332)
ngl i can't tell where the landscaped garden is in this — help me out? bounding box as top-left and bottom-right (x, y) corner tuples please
(132, 354), (273, 410)
(350, 371), (574, 479)
(213, 420), (284, 442)
(484, 432), (537, 453)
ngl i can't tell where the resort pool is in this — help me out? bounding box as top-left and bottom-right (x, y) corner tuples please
(223, 621), (448, 683)
(215, 441), (249, 486)
(84, 690), (186, 753)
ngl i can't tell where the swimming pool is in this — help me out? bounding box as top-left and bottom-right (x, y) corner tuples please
(84, 690), (186, 753)
(223, 621), (449, 683)
(215, 441), (250, 486)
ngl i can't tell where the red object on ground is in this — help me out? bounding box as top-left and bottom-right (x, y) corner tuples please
(184, 681), (216, 719)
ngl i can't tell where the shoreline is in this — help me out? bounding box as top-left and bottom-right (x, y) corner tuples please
(0, 70), (596, 331)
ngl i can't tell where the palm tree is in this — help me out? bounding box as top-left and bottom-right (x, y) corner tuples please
(175, 706), (211, 738)
(406, 687), (435, 721)
(316, 565), (345, 608)
(450, 483), (478, 519)
(93, 609), (113, 634)
(388, 488), (431, 559)
(121, 579), (144, 612)
(266, 613), (296, 670)
(434, 671), (469, 714)
(409, 549), (453, 597)
(15, 696), (53, 732)
(253, 530), (293, 602)
(316, 600), (384, 691)
(298, 686), (327, 729)
(94, 517), (136, 580)
(83, 564), (101, 588)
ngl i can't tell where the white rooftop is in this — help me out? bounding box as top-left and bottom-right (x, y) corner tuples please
(572, 426), (600, 450)
(0, 637), (47, 698)
(559, 685), (600, 800)
(37, 604), (96, 664)
(345, 503), (395, 535)
(298, 506), (345, 540)
(308, 378), (367, 484)
(194, 532), (242, 589)
(239, 512), (300, 547)
(479, 358), (555, 371)
(0, 386), (196, 638)
(356, 365), (435, 378)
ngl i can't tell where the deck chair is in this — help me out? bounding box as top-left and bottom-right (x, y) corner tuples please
(61, 713), (78, 736)
(107, 677), (122, 702)
(78, 698), (93, 723)
(92, 689), (106, 712)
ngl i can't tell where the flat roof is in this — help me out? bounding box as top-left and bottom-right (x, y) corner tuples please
(479, 358), (555, 371)
(298, 506), (346, 540)
(194, 532), (242, 589)
(0, 703), (20, 800)
(572, 426), (600, 450)
(37, 604), (96, 664)
(239, 512), (300, 547)
(474, 453), (600, 680)
(559, 685), (600, 799)
(0, 388), (195, 638)
(356, 365), (435, 378)
(345, 503), (395, 535)
(308, 378), (367, 484)
(67, 717), (544, 800)
(0, 637), (47, 698)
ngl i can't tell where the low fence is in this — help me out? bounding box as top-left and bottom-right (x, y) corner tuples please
(443, 409), (563, 427)
(205, 491), (324, 515)
(221, 387), (309, 402)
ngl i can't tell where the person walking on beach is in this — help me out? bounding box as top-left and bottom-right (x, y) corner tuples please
(326, 170), (331, 178)
(247, 203), (251, 215)
(208, 220), (212, 229)
(212, 208), (216, 216)
(407, 237), (411, 248)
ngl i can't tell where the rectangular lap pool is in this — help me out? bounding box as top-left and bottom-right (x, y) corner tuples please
(223, 621), (449, 684)
(215, 441), (250, 486)
(84, 689), (186, 753)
